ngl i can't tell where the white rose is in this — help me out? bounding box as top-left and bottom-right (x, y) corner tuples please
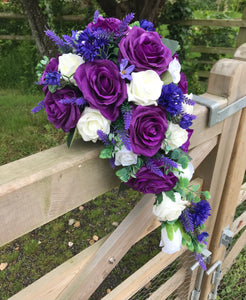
(127, 70), (163, 106)
(160, 227), (182, 254)
(58, 53), (84, 84)
(77, 107), (111, 143)
(174, 162), (194, 181)
(162, 122), (188, 150)
(168, 58), (181, 84)
(114, 145), (138, 166)
(182, 93), (194, 114)
(153, 192), (188, 222)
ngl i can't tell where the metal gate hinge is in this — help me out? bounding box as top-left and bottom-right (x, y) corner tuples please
(193, 94), (246, 127)
(220, 226), (234, 248)
(206, 260), (222, 300)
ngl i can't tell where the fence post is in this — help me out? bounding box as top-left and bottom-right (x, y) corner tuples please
(200, 44), (246, 299)
(237, 8), (246, 47)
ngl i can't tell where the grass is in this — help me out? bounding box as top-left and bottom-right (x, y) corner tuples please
(0, 89), (66, 165)
(0, 90), (246, 299)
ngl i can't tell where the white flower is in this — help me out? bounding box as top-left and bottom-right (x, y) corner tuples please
(168, 58), (181, 84)
(160, 227), (182, 254)
(114, 145), (138, 166)
(77, 107), (111, 143)
(153, 192), (188, 222)
(182, 93), (194, 114)
(174, 162), (194, 181)
(127, 70), (163, 106)
(162, 122), (188, 150)
(58, 53), (84, 84)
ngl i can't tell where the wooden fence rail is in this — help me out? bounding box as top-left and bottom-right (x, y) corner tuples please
(1, 44), (246, 299)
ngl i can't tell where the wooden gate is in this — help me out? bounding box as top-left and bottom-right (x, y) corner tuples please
(1, 44), (246, 300)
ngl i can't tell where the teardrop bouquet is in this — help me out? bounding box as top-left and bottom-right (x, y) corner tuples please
(33, 11), (211, 269)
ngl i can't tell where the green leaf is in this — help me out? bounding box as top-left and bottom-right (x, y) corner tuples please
(130, 21), (140, 28)
(171, 149), (180, 160)
(178, 156), (189, 169)
(48, 85), (59, 93)
(67, 127), (77, 148)
(186, 241), (194, 252)
(161, 37), (179, 56)
(99, 148), (113, 159)
(203, 191), (211, 200)
(179, 177), (189, 189)
(155, 193), (163, 205)
(192, 196), (201, 203)
(165, 223), (174, 241)
(192, 184), (200, 192)
(161, 70), (173, 84)
(165, 190), (176, 202)
(115, 168), (129, 182)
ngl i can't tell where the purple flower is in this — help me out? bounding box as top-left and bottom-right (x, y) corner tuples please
(192, 200), (211, 227)
(40, 57), (59, 83)
(87, 16), (123, 34)
(178, 72), (188, 94)
(45, 71), (61, 86)
(119, 59), (135, 81)
(180, 208), (194, 232)
(140, 19), (155, 31)
(118, 26), (172, 75)
(74, 59), (127, 121)
(180, 129), (193, 153)
(129, 105), (168, 157)
(44, 88), (81, 132)
(158, 83), (183, 116)
(179, 113), (196, 129)
(126, 165), (178, 194)
(197, 232), (209, 244)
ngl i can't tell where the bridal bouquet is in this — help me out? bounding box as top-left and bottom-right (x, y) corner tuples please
(33, 11), (211, 269)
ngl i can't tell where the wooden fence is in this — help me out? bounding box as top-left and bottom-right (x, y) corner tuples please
(0, 44), (246, 299)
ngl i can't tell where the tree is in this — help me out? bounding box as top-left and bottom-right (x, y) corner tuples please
(19, 0), (58, 58)
(96, 0), (166, 26)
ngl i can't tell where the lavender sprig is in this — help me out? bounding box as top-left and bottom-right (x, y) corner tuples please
(31, 101), (45, 114)
(116, 130), (131, 151)
(118, 13), (135, 36)
(160, 155), (178, 169)
(121, 104), (132, 130)
(146, 158), (164, 177)
(93, 10), (99, 23)
(180, 208), (194, 232)
(59, 97), (86, 107)
(45, 29), (70, 52)
(97, 130), (110, 145)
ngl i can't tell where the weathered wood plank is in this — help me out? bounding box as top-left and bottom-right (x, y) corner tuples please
(163, 18), (246, 28)
(0, 140), (120, 247)
(147, 268), (186, 300)
(102, 251), (185, 300)
(231, 211), (246, 236)
(9, 236), (108, 300)
(222, 229), (246, 277)
(200, 58), (246, 298)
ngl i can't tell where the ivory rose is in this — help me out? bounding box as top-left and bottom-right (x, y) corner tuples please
(127, 70), (163, 106)
(163, 122), (188, 150)
(152, 192), (188, 222)
(168, 58), (181, 84)
(114, 145), (138, 166)
(58, 53), (84, 84)
(77, 107), (111, 143)
(160, 227), (182, 254)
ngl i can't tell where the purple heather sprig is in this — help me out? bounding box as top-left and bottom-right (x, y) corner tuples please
(146, 158), (164, 178)
(116, 130), (131, 151)
(119, 59), (135, 81)
(195, 253), (207, 270)
(180, 208), (194, 232)
(159, 155), (178, 169)
(45, 30), (71, 53)
(59, 97), (86, 107)
(118, 13), (135, 37)
(97, 130), (110, 145)
(31, 101), (45, 114)
(93, 10), (99, 23)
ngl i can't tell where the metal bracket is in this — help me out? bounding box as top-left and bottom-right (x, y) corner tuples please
(206, 260), (222, 300)
(193, 94), (246, 127)
(220, 226), (234, 248)
(190, 249), (212, 300)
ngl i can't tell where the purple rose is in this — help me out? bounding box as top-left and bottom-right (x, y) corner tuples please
(74, 59), (127, 121)
(178, 73), (188, 94)
(126, 166), (178, 194)
(118, 27), (172, 75)
(87, 16), (123, 33)
(180, 129), (193, 153)
(129, 105), (168, 157)
(40, 57), (59, 83)
(44, 88), (81, 132)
